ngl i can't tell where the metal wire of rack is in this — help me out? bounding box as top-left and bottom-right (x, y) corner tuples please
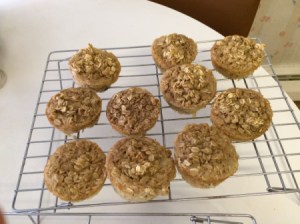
(4, 211), (257, 224)
(12, 39), (300, 216)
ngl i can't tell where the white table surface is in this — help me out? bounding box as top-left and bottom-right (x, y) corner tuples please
(1, 0), (300, 223)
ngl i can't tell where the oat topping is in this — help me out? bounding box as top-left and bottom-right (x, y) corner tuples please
(69, 43), (120, 81)
(157, 34), (196, 62)
(46, 87), (102, 134)
(106, 137), (175, 200)
(211, 88), (273, 139)
(158, 34), (187, 62)
(106, 87), (160, 135)
(152, 33), (197, 69)
(175, 124), (238, 184)
(160, 64), (216, 112)
(44, 140), (106, 202)
(212, 35), (265, 71)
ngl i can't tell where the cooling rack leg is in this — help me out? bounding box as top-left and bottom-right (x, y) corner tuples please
(190, 216), (198, 224)
(190, 215), (248, 224)
(27, 215), (38, 224)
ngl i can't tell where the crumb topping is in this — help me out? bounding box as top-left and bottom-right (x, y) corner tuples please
(212, 35), (265, 71)
(212, 88), (272, 137)
(107, 137), (175, 198)
(160, 64), (216, 108)
(154, 33), (197, 66)
(46, 87), (101, 130)
(44, 140), (106, 201)
(69, 43), (120, 81)
(106, 87), (160, 135)
(175, 124), (238, 180)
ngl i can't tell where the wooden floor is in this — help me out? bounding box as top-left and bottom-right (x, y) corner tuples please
(295, 101), (300, 109)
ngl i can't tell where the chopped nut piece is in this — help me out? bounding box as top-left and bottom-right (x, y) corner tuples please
(160, 64), (216, 114)
(106, 87), (160, 136)
(211, 35), (265, 79)
(106, 136), (176, 201)
(211, 88), (273, 141)
(44, 140), (106, 202)
(69, 44), (121, 91)
(45, 87), (102, 135)
(174, 123), (239, 188)
(152, 33), (197, 71)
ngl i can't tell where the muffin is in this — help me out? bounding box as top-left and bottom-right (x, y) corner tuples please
(211, 35), (265, 79)
(211, 88), (273, 141)
(160, 64), (216, 114)
(46, 87), (102, 135)
(44, 140), (107, 202)
(69, 43), (121, 91)
(174, 123), (239, 188)
(152, 33), (197, 71)
(106, 87), (160, 136)
(106, 136), (176, 202)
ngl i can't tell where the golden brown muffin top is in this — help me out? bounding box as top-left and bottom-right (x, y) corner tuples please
(69, 43), (120, 81)
(106, 87), (160, 135)
(44, 140), (106, 202)
(160, 64), (216, 109)
(211, 88), (273, 140)
(46, 87), (102, 131)
(152, 33), (197, 69)
(175, 123), (238, 180)
(211, 35), (265, 71)
(106, 137), (175, 196)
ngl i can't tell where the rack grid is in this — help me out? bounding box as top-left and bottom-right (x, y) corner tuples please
(12, 39), (300, 215)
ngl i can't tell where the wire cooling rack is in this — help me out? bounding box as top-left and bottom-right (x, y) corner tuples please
(4, 212), (257, 224)
(12, 39), (300, 214)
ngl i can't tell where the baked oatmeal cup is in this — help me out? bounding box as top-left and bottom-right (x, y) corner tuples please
(106, 87), (160, 136)
(174, 123), (239, 188)
(45, 87), (102, 135)
(69, 43), (121, 91)
(211, 88), (273, 141)
(160, 64), (216, 114)
(44, 139), (106, 202)
(211, 35), (265, 79)
(106, 136), (176, 201)
(152, 33), (197, 71)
